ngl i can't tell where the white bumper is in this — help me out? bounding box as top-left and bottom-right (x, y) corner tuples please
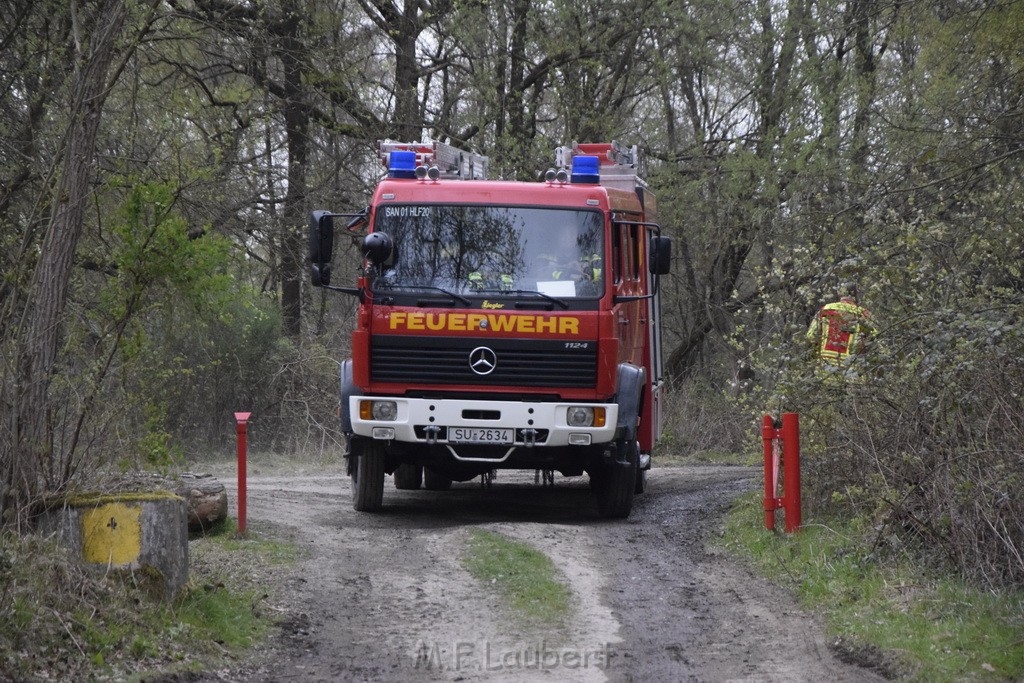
(349, 396), (618, 447)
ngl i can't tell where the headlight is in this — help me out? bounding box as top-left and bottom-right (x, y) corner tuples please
(372, 401), (398, 421)
(566, 406), (606, 427)
(360, 400), (398, 421)
(567, 406), (594, 427)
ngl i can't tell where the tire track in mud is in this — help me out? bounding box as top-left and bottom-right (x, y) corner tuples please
(212, 465), (881, 682)
(585, 467), (878, 682)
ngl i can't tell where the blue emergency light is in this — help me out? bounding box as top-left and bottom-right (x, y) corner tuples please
(388, 150), (417, 179)
(571, 155), (600, 184)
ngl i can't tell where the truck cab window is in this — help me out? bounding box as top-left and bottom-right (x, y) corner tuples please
(372, 205), (604, 298)
(629, 224), (642, 282)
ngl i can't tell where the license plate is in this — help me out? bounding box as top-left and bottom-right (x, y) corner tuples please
(448, 427), (513, 444)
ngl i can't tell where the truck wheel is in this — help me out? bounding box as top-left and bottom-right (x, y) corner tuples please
(393, 463), (423, 490)
(594, 438), (638, 518)
(352, 440), (386, 511)
(423, 467), (452, 491)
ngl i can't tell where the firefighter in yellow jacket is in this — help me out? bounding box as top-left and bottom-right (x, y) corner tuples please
(806, 293), (877, 370)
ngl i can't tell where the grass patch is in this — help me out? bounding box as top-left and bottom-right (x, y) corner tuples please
(195, 516), (297, 564)
(721, 492), (1024, 680)
(174, 583), (267, 649)
(0, 516), (297, 680)
(183, 517), (299, 649)
(462, 529), (572, 629)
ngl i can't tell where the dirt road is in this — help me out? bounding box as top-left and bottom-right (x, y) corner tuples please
(212, 464), (880, 682)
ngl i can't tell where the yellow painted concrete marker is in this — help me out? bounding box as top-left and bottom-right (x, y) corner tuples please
(80, 502), (142, 565)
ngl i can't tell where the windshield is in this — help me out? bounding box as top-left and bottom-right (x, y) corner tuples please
(372, 205), (604, 298)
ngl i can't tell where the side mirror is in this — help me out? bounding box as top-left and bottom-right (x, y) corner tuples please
(649, 235), (672, 275)
(309, 210), (336, 286)
(347, 207), (370, 232)
(362, 232), (393, 266)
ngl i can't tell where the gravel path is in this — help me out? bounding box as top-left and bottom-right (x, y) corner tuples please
(202, 463), (881, 682)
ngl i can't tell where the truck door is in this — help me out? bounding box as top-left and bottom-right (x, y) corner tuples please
(612, 216), (667, 454)
(643, 223), (666, 451)
(611, 218), (644, 367)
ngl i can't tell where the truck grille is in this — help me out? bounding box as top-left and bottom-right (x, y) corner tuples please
(370, 335), (597, 388)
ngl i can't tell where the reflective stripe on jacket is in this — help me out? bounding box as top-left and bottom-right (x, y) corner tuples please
(806, 301), (876, 364)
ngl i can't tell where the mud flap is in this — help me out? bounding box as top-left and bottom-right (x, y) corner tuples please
(615, 364), (645, 441)
(341, 360), (361, 477)
(345, 433), (363, 477)
(635, 452), (650, 494)
(339, 359), (358, 433)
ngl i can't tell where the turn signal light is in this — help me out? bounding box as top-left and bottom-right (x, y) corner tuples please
(360, 400), (398, 421)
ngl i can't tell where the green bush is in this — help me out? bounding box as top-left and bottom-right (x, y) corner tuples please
(746, 214), (1024, 588)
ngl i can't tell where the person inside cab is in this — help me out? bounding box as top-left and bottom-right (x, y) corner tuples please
(549, 252), (601, 282)
(467, 250), (514, 290)
(536, 228), (603, 296)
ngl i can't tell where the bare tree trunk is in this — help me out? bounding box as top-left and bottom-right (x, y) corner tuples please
(355, 0), (432, 141)
(849, 0), (880, 176)
(277, 0), (309, 340)
(5, 0), (132, 526)
(661, 0), (804, 381)
(392, 17), (420, 141)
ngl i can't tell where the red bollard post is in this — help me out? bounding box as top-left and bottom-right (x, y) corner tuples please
(234, 412), (252, 534)
(762, 415), (778, 530)
(781, 412), (801, 532)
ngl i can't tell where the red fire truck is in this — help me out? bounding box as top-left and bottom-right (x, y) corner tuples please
(309, 140), (671, 518)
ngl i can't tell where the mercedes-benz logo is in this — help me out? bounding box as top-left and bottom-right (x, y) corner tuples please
(468, 346), (497, 376)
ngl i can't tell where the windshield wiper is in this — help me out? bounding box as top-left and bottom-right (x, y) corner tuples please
(474, 288), (569, 310)
(373, 283), (471, 306)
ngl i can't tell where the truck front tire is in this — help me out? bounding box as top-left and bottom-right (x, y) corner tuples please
(594, 437), (638, 518)
(352, 440), (386, 511)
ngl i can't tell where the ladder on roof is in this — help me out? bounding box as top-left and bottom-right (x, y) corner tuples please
(378, 140), (489, 180)
(554, 141), (648, 190)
